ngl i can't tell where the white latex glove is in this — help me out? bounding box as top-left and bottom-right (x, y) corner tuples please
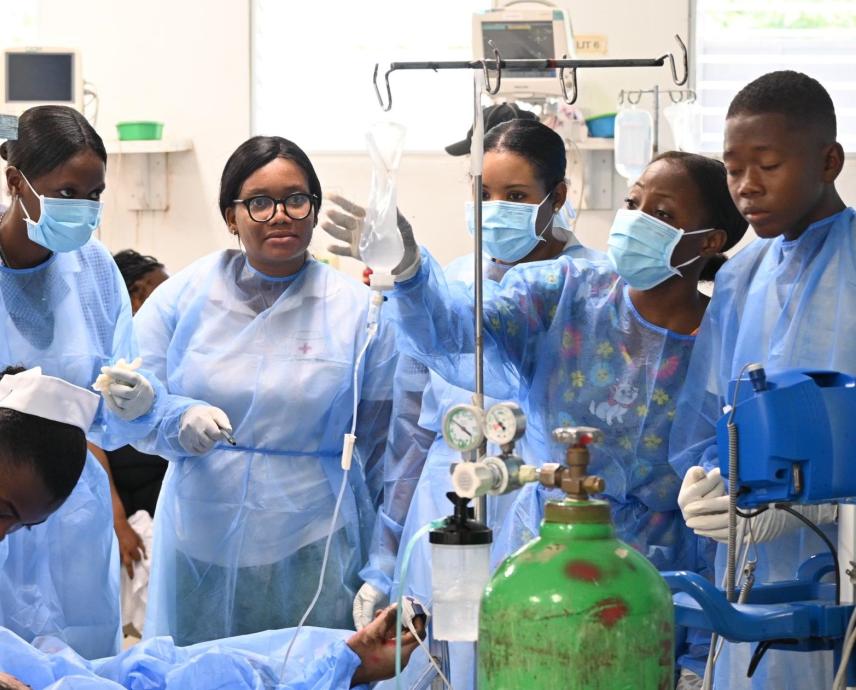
(178, 405), (233, 455)
(321, 194), (420, 281)
(92, 357), (155, 421)
(353, 582), (389, 630)
(678, 466), (727, 512)
(680, 467), (837, 543)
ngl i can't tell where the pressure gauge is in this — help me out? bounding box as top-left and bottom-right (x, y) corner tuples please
(442, 404), (485, 453)
(485, 402), (527, 445)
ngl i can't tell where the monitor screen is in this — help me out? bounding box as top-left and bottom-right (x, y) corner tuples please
(6, 53), (74, 102)
(481, 21), (556, 78)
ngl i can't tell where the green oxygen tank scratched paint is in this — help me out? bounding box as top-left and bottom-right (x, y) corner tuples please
(478, 427), (675, 690)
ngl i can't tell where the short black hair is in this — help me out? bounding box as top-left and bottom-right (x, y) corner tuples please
(484, 119), (566, 191)
(113, 249), (164, 291)
(218, 136), (321, 222)
(652, 151), (748, 281)
(0, 105), (107, 180)
(0, 366), (87, 505)
(727, 71), (836, 142)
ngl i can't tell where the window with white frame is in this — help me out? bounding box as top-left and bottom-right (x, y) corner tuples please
(694, 0), (856, 152)
(252, 0), (489, 152)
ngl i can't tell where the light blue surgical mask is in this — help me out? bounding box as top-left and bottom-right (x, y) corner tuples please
(18, 173), (103, 253)
(607, 208), (712, 290)
(465, 193), (554, 263)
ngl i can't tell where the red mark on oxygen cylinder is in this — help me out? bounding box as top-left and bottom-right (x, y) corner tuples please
(565, 560), (602, 582)
(595, 597), (628, 628)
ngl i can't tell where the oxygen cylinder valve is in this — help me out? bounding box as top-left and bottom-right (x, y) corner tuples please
(452, 455), (538, 499)
(538, 426), (605, 500)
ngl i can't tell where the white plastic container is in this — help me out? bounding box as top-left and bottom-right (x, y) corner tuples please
(614, 106), (654, 182)
(431, 542), (491, 641)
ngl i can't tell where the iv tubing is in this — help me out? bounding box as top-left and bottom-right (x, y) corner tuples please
(279, 301), (379, 678)
(395, 519), (445, 690)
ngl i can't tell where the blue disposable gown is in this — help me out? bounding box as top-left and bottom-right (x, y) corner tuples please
(133, 251), (396, 645)
(0, 625), (367, 690)
(0, 239), (185, 659)
(670, 207), (856, 689)
(382, 247), (708, 687)
(389, 249), (706, 570)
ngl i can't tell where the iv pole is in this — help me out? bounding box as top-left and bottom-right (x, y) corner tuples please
(470, 69), (488, 523)
(373, 36), (688, 690)
(372, 35), (688, 523)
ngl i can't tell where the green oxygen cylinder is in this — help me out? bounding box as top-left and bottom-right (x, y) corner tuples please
(478, 427), (675, 690)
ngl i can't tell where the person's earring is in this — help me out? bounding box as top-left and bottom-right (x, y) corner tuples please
(230, 228), (243, 251)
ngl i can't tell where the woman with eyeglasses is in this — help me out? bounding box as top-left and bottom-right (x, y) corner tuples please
(131, 136), (397, 645)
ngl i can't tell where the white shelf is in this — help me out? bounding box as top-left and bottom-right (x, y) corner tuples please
(569, 138), (614, 151)
(105, 138), (193, 155)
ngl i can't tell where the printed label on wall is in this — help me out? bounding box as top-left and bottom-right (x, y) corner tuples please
(575, 35), (608, 55)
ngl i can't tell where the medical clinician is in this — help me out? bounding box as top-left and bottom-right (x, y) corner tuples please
(0, 106), (186, 658)
(132, 135), (397, 645)
(0, 367), (99, 540)
(329, 142), (748, 682)
(349, 118), (604, 629)
(0, 602), (425, 690)
(671, 71), (852, 689)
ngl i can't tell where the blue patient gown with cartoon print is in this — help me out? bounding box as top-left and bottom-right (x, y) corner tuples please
(670, 207), (856, 689)
(384, 249), (710, 683)
(388, 249), (705, 573)
(133, 251), (396, 645)
(0, 239), (186, 659)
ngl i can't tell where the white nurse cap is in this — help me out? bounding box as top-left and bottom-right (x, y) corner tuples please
(0, 367), (99, 432)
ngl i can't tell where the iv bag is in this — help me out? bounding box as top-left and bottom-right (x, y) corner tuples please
(664, 101), (703, 153)
(614, 107), (653, 183)
(361, 122), (406, 277)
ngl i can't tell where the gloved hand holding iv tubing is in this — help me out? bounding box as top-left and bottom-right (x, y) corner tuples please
(678, 466), (838, 544)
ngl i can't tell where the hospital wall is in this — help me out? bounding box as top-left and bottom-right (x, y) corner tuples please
(28, 0), (251, 271)
(21, 0), (856, 278)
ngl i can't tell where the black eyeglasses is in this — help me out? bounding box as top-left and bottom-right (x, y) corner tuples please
(233, 192), (319, 222)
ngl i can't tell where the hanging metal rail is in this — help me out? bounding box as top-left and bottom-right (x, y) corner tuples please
(373, 35), (687, 111)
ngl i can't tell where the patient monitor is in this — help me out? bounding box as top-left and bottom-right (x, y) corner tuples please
(1, 47), (83, 116)
(472, 4), (574, 99)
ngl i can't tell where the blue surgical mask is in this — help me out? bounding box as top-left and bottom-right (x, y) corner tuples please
(607, 209), (712, 290)
(465, 193), (554, 263)
(18, 173), (102, 253)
